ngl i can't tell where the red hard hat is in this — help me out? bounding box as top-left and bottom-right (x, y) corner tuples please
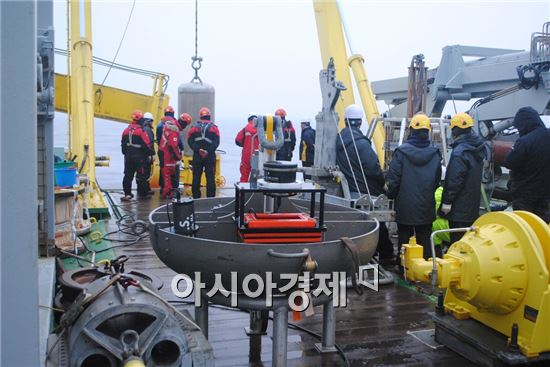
(275, 108), (286, 117)
(199, 107), (211, 118)
(164, 105), (175, 114)
(131, 109), (144, 121)
(180, 113), (192, 124)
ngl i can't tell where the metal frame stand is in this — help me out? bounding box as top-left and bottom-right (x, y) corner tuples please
(195, 295), (209, 339)
(197, 291), (337, 367)
(272, 307), (289, 367)
(245, 310), (268, 336)
(314, 302), (338, 353)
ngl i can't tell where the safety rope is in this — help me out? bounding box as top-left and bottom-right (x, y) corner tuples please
(99, 0), (137, 88)
(336, 121), (375, 208)
(347, 122), (374, 201)
(190, 0), (203, 83)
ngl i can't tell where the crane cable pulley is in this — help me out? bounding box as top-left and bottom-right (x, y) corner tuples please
(190, 0), (203, 83)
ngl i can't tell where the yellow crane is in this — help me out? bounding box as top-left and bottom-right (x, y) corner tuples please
(313, 0), (385, 167)
(55, 0), (169, 216)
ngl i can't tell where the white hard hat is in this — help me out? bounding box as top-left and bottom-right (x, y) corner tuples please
(143, 112), (154, 120)
(300, 117), (311, 125)
(344, 104), (363, 120)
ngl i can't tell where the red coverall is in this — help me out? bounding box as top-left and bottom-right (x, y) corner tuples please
(235, 120), (259, 182)
(159, 120), (182, 198)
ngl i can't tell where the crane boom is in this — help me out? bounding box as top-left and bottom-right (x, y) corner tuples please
(313, 0), (385, 167)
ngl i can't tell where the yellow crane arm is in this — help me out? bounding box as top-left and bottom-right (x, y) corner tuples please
(54, 73), (169, 124)
(313, 0), (384, 167)
(313, 0), (355, 129)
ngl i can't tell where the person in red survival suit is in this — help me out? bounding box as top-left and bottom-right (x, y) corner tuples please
(121, 109), (153, 201)
(274, 108), (296, 161)
(188, 107), (220, 198)
(159, 119), (183, 199)
(158, 112), (191, 199)
(156, 106), (178, 193)
(235, 113), (259, 182)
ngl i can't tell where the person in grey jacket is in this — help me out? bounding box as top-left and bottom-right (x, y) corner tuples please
(386, 114), (442, 259)
(440, 112), (486, 244)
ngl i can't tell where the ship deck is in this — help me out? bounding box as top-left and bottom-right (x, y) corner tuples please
(101, 189), (473, 366)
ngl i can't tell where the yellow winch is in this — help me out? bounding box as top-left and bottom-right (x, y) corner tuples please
(402, 211), (550, 358)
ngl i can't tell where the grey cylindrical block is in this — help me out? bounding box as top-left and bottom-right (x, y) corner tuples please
(178, 81), (215, 156)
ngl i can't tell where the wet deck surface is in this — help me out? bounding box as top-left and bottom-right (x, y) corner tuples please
(106, 189), (473, 367)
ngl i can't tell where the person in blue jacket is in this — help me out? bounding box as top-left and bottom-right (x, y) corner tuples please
(299, 118), (315, 180)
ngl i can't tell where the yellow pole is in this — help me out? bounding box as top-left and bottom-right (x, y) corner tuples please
(348, 54), (385, 167)
(69, 0), (95, 181)
(313, 0), (355, 129)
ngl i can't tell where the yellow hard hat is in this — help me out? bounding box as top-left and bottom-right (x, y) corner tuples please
(409, 114), (431, 130)
(450, 112), (474, 129)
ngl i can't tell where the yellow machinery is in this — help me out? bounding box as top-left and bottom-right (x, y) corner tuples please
(313, 0), (385, 167)
(402, 211), (550, 359)
(63, 0), (110, 216)
(179, 155), (225, 196)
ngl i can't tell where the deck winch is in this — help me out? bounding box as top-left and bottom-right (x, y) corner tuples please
(47, 262), (213, 367)
(402, 211), (550, 363)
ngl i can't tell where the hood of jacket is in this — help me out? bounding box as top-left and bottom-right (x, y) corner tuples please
(513, 106), (545, 136)
(397, 143), (440, 166)
(451, 131), (486, 160)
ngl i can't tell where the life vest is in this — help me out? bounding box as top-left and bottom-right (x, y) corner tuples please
(126, 123), (144, 148)
(159, 121), (181, 165)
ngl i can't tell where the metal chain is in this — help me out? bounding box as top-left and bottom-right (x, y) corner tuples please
(191, 0), (202, 83)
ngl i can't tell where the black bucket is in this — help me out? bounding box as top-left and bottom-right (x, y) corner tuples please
(172, 197), (199, 235)
(263, 161), (297, 183)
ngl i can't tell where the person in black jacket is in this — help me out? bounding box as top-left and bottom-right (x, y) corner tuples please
(503, 106), (550, 222)
(275, 108), (296, 161)
(336, 104), (394, 264)
(336, 105), (385, 196)
(299, 118), (315, 180)
(386, 114), (442, 259)
(440, 112), (486, 244)
(120, 110), (154, 201)
(188, 107), (220, 198)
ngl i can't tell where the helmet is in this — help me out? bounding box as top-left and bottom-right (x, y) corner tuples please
(164, 106), (175, 114)
(143, 112), (154, 121)
(344, 104), (363, 120)
(300, 118), (311, 126)
(275, 108), (287, 118)
(248, 112), (257, 121)
(131, 109), (144, 121)
(199, 107), (211, 118)
(409, 113), (431, 130)
(450, 112), (474, 129)
(180, 113), (192, 124)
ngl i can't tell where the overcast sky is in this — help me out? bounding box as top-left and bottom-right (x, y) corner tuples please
(53, 0), (550, 123)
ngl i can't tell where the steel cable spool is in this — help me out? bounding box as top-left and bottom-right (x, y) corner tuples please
(49, 274), (212, 367)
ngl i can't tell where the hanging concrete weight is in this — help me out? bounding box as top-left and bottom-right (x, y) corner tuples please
(178, 81), (215, 157)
